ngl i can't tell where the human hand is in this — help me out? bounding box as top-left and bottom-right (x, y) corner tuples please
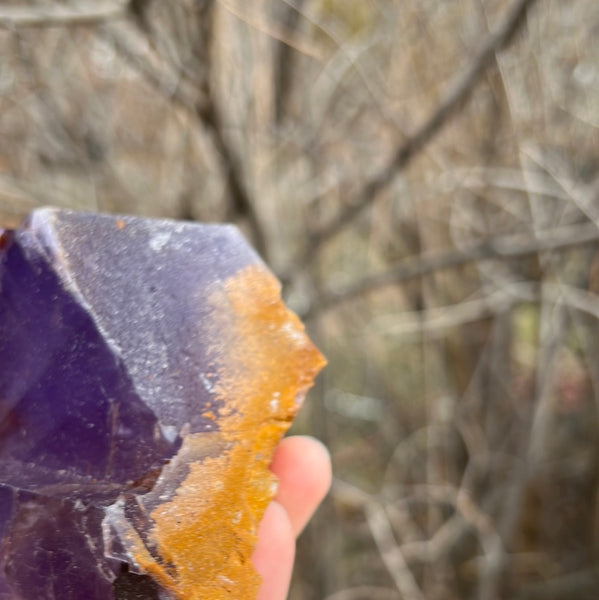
(252, 436), (332, 600)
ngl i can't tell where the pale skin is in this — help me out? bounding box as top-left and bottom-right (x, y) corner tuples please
(252, 436), (332, 600)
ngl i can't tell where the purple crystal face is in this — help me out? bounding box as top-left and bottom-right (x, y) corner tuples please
(0, 209), (311, 600)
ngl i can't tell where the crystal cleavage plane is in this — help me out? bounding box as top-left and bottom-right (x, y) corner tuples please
(0, 208), (325, 600)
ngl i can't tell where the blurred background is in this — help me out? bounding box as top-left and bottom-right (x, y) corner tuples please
(1, 0), (599, 598)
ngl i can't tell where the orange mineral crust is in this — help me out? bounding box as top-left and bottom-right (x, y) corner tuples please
(0, 210), (324, 600)
(121, 266), (325, 599)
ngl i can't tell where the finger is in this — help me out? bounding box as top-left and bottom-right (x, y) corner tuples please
(252, 501), (295, 600)
(269, 436), (332, 537)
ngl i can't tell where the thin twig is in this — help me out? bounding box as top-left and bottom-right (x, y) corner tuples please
(103, 26), (203, 116)
(103, 7), (270, 260)
(365, 501), (426, 600)
(300, 221), (599, 319)
(286, 0), (539, 280)
(323, 586), (400, 600)
(217, 0), (322, 61)
(0, 2), (128, 29)
(370, 282), (539, 337)
(399, 514), (469, 563)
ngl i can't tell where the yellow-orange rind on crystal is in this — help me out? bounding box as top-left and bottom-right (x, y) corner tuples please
(0, 210), (325, 600)
(127, 265), (326, 599)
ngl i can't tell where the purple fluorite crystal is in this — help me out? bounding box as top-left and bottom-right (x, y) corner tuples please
(0, 209), (324, 600)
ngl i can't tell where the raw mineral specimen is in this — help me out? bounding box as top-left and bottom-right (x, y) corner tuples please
(0, 208), (325, 600)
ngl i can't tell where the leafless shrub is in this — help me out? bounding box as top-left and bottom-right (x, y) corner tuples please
(1, 1), (598, 599)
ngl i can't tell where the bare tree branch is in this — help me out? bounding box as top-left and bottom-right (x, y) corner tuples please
(102, 25), (204, 117)
(300, 221), (599, 319)
(369, 283), (539, 338)
(399, 514), (468, 564)
(365, 501), (426, 600)
(103, 7), (270, 260)
(0, 2), (128, 29)
(217, 0), (322, 61)
(272, 0), (308, 122)
(286, 0), (539, 280)
(191, 1), (270, 261)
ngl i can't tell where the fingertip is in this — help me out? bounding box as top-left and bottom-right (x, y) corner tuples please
(252, 501), (295, 600)
(270, 436), (332, 536)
